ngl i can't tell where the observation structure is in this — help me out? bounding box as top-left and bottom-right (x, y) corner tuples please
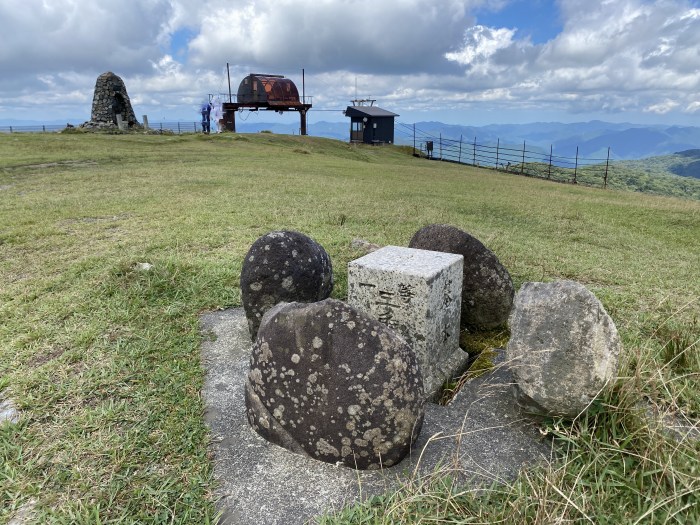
(221, 74), (312, 135)
(344, 99), (398, 144)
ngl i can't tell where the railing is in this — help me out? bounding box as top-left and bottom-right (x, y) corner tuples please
(0, 122), (207, 134)
(395, 122), (612, 189)
(0, 124), (71, 133)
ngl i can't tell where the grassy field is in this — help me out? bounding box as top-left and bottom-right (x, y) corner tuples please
(1, 131), (698, 524)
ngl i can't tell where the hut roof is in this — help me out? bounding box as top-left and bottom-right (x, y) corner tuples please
(345, 106), (399, 118)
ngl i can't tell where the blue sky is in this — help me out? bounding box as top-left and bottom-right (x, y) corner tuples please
(1, 0), (699, 127)
(475, 0), (563, 44)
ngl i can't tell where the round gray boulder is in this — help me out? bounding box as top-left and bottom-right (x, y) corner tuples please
(240, 231), (333, 340)
(409, 224), (514, 330)
(245, 298), (425, 470)
(506, 281), (621, 419)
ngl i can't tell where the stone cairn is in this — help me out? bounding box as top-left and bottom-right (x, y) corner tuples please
(240, 228), (622, 470)
(81, 72), (140, 130)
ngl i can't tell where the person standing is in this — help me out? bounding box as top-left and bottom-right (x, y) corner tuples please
(201, 101), (212, 134)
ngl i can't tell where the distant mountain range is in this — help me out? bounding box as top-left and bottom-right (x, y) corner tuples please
(3, 118), (699, 161)
(235, 119), (700, 161)
(400, 121), (700, 161)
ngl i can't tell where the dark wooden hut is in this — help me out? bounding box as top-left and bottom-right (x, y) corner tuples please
(344, 104), (398, 144)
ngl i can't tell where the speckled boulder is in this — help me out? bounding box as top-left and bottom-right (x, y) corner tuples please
(240, 231), (333, 340)
(409, 224), (514, 330)
(245, 299), (425, 470)
(506, 281), (621, 419)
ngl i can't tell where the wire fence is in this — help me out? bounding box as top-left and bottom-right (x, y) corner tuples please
(394, 121), (612, 189)
(0, 124), (70, 133)
(0, 121), (206, 134)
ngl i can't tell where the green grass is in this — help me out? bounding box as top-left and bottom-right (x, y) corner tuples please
(1, 132), (698, 524)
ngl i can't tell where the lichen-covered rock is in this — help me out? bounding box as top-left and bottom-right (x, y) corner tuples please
(245, 299), (425, 470)
(506, 280), (621, 419)
(409, 224), (514, 330)
(240, 231), (333, 340)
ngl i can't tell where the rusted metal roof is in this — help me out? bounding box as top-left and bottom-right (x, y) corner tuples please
(238, 74), (302, 105)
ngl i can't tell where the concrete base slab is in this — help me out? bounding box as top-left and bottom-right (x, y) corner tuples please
(200, 308), (552, 525)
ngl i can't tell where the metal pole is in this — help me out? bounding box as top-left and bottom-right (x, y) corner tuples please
(604, 147), (610, 189)
(573, 146), (579, 184)
(439, 133), (442, 160)
(548, 144), (552, 179)
(521, 140), (525, 174)
(302, 68), (305, 104)
(496, 138), (500, 169)
(300, 109), (307, 136)
(458, 134), (462, 164)
(473, 136), (476, 165)
(227, 63), (232, 102)
(178, 122), (181, 134)
(413, 123), (416, 156)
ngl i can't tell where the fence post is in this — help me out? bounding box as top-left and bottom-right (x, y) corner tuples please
(413, 123), (416, 156)
(548, 144), (552, 179)
(9, 126), (12, 133)
(573, 146), (579, 184)
(458, 134), (462, 164)
(473, 136), (476, 166)
(496, 138), (500, 169)
(521, 140), (526, 174)
(604, 147), (610, 189)
(178, 122), (181, 134)
(42, 125), (46, 132)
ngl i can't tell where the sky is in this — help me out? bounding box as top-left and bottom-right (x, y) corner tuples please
(1, 0), (699, 127)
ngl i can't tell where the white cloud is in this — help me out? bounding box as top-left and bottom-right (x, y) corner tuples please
(685, 101), (700, 113)
(444, 25), (519, 67)
(442, 0), (700, 118)
(186, 0), (481, 74)
(0, 0), (699, 124)
(644, 99), (680, 114)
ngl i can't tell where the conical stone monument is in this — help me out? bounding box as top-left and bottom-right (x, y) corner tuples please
(81, 72), (140, 130)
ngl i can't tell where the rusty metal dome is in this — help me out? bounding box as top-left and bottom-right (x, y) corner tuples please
(237, 74), (301, 106)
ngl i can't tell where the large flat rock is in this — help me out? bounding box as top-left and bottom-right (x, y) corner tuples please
(200, 308), (552, 525)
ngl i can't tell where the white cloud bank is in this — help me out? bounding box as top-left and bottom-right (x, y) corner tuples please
(0, 0), (698, 124)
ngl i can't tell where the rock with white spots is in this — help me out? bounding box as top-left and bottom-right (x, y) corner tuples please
(506, 280), (621, 419)
(245, 299), (425, 470)
(409, 224), (514, 330)
(240, 231), (333, 340)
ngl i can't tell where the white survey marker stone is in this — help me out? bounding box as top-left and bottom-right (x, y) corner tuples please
(348, 246), (467, 399)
